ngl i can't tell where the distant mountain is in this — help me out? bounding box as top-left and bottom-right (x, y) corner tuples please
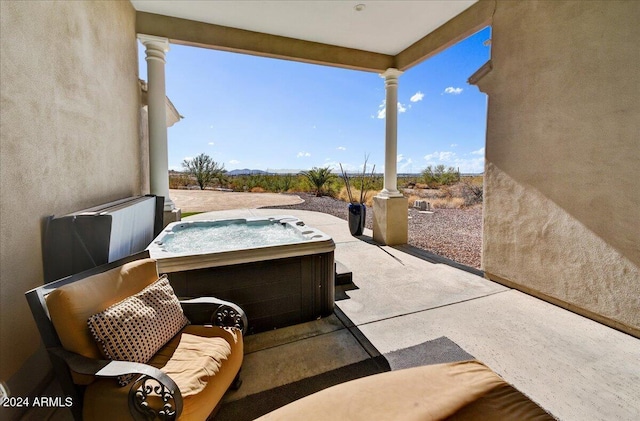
(227, 168), (268, 176)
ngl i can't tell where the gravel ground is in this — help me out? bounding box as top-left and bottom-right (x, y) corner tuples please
(262, 193), (482, 269)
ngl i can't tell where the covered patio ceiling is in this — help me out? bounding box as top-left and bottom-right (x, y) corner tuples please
(133, 0), (495, 244)
(131, 0), (493, 72)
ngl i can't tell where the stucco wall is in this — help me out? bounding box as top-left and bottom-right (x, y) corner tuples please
(479, 1), (640, 336)
(0, 0), (139, 407)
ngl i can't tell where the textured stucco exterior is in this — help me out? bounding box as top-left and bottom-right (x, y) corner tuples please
(479, 1), (640, 336)
(0, 0), (139, 407)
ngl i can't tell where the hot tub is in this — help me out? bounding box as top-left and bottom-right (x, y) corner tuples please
(147, 216), (335, 333)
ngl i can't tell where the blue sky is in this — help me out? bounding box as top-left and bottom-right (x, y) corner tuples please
(139, 26), (490, 174)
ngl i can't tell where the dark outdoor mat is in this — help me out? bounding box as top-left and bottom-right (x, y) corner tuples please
(215, 356), (390, 421)
(384, 336), (474, 370)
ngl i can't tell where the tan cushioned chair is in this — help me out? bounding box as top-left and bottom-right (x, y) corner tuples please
(256, 360), (554, 421)
(82, 326), (242, 421)
(27, 253), (245, 421)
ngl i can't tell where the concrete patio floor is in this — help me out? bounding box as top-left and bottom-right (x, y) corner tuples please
(191, 209), (640, 421)
(28, 208), (639, 420)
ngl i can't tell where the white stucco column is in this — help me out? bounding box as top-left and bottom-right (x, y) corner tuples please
(138, 34), (174, 211)
(373, 68), (407, 246)
(379, 68), (403, 197)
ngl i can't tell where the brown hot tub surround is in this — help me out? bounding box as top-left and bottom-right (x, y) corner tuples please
(147, 216), (335, 333)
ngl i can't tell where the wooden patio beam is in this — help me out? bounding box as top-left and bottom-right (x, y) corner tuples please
(136, 12), (394, 73)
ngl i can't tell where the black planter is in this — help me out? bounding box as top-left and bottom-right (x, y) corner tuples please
(348, 203), (366, 236)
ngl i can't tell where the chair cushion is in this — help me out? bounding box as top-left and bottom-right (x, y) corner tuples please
(255, 360), (554, 421)
(83, 325), (244, 421)
(47, 258), (160, 361)
(150, 325), (237, 397)
(88, 275), (189, 385)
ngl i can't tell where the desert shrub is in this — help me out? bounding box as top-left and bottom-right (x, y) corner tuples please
(324, 177), (344, 198)
(362, 190), (378, 206)
(241, 174), (261, 191)
(440, 186), (454, 198)
(340, 175), (372, 202)
(227, 174), (295, 192)
(227, 175), (258, 191)
(406, 194), (423, 208)
(250, 186), (266, 193)
(430, 197), (465, 209)
(287, 174), (307, 192)
(226, 177), (241, 191)
(169, 172), (192, 189)
(278, 174), (294, 192)
(460, 180), (483, 206)
(399, 176), (420, 188)
(429, 189), (449, 199)
(257, 175), (275, 192)
(368, 175), (384, 191)
(337, 186), (350, 202)
(421, 166), (437, 187)
(439, 166), (460, 185)
(337, 187), (377, 206)
(421, 165), (459, 187)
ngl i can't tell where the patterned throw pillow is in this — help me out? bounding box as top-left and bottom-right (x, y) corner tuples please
(87, 275), (189, 385)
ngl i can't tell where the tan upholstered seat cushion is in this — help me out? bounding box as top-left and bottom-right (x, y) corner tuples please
(152, 325), (235, 397)
(47, 258), (160, 361)
(256, 360), (554, 421)
(83, 325), (243, 421)
(47, 258), (161, 385)
(87, 275), (189, 385)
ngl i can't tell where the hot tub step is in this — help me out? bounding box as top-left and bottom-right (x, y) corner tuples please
(335, 261), (353, 285)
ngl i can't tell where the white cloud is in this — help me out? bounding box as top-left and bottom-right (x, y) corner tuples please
(424, 151), (456, 162)
(397, 154), (413, 172)
(397, 102), (407, 113)
(444, 87), (463, 95)
(410, 91), (424, 102)
(451, 143), (458, 148)
(461, 157), (485, 173)
(377, 100), (386, 119)
(297, 151), (311, 158)
(208, 142), (215, 146)
(337, 146), (346, 151)
(471, 147), (485, 155)
(423, 150), (484, 173)
(229, 159), (240, 165)
(323, 161), (344, 171)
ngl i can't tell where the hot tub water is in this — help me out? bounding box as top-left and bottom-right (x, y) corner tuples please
(160, 222), (308, 253)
